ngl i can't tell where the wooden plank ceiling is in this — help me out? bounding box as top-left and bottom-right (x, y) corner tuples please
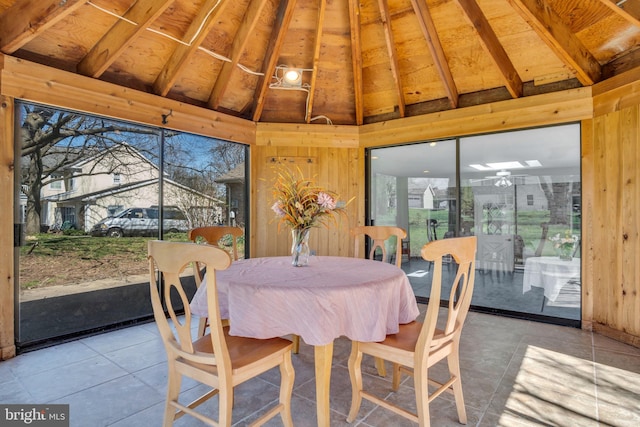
(0, 0), (639, 126)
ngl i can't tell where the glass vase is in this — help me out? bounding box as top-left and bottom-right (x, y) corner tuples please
(291, 228), (310, 267)
(557, 244), (574, 261)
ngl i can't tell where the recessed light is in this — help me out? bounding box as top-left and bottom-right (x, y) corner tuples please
(486, 161), (524, 169)
(469, 164), (492, 171)
(283, 68), (302, 86)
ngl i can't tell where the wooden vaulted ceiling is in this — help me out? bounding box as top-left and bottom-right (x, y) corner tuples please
(0, 0), (639, 127)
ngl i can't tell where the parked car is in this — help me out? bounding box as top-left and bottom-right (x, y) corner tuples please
(91, 207), (189, 237)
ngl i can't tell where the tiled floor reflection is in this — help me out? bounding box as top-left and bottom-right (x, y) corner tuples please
(403, 259), (581, 321)
(2, 307), (639, 426)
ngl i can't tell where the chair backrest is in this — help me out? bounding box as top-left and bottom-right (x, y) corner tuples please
(416, 236), (477, 362)
(188, 226), (243, 261)
(352, 225), (407, 268)
(148, 240), (232, 369)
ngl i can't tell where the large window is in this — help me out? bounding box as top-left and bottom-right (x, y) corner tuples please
(15, 102), (248, 349)
(368, 123), (581, 325)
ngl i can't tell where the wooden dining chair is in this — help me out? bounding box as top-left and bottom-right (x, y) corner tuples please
(148, 240), (295, 427)
(188, 226), (244, 261)
(188, 226), (243, 337)
(352, 225), (407, 268)
(346, 236), (477, 426)
(351, 225), (408, 376)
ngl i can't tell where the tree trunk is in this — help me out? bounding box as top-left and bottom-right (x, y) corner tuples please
(540, 178), (571, 225)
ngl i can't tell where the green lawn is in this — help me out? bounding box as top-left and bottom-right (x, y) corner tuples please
(18, 231), (248, 290)
(20, 233), (189, 261)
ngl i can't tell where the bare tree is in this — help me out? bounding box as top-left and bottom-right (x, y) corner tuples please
(19, 104), (158, 234)
(162, 134), (246, 225)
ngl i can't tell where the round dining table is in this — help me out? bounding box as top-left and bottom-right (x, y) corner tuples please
(189, 255), (420, 426)
(522, 255), (581, 311)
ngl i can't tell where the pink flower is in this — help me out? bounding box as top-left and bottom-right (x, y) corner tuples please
(317, 192), (336, 210)
(271, 201), (286, 217)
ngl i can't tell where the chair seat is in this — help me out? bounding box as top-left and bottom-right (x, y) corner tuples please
(378, 321), (423, 352)
(379, 322), (450, 353)
(192, 328), (294, 371)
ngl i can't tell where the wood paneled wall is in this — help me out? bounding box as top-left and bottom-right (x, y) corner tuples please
(252, 124), (362, 258)
(589, 69), (640, 345)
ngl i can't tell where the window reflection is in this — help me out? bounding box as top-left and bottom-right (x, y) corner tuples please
(368, 123), (581, 324)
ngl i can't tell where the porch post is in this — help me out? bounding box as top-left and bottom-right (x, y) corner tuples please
(0, 94), (16, 359)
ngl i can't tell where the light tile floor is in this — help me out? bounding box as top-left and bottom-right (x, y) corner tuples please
(2, 306), (640, 427)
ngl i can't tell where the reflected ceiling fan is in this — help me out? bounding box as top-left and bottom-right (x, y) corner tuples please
(472, 170), (527, 187)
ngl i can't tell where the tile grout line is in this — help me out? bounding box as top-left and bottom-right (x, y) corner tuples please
(590, 331), (600, 424)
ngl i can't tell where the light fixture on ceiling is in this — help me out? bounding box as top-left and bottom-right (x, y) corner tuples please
(283, 68), (303, 86)
(269, 65), (334, 124)
(494, 170), (512, 188)
(272, 65), (307, 88)
(269, 65), (305, 89)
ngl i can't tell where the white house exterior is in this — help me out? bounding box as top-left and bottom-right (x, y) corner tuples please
(36, 144), (222, 232)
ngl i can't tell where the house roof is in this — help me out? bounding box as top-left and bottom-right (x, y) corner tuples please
(1, 0), (638, 127)
(215, 163), (246, 184)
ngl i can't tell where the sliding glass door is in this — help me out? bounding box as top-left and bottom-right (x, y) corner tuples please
(15, 101), (248, 350)
(368, 123), (581, 325)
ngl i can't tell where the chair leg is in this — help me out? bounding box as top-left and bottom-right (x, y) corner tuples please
(279, 351), (295, 427)
(346, 343), (364, 423)
(391, 362), (402, 390)
(447, 350), (467, 424)
(414, 364), (430, 427)
(164, 365), (182, 427)
(375, 357), (386, 377)
(291, 334), (300, 354)
(218, 383), (234, 427)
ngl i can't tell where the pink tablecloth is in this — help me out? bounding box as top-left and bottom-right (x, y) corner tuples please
(190, 256), (420, 346)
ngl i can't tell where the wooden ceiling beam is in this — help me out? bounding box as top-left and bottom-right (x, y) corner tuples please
(154, 0), (230, 97)
(455, 0), (522, 98)
(0, 0), (84, 53)
(411, 0), (459, 108)
(376, 0), (406, 117)
(208, 0), (269, 109)
(348, 0), (364, 125)
(598, 0), (640, 27)
(251, 0), (298, 122)
(77, 0), (173, 78)
(507, 0), (601, 86)
(306, 0), (327, 123)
